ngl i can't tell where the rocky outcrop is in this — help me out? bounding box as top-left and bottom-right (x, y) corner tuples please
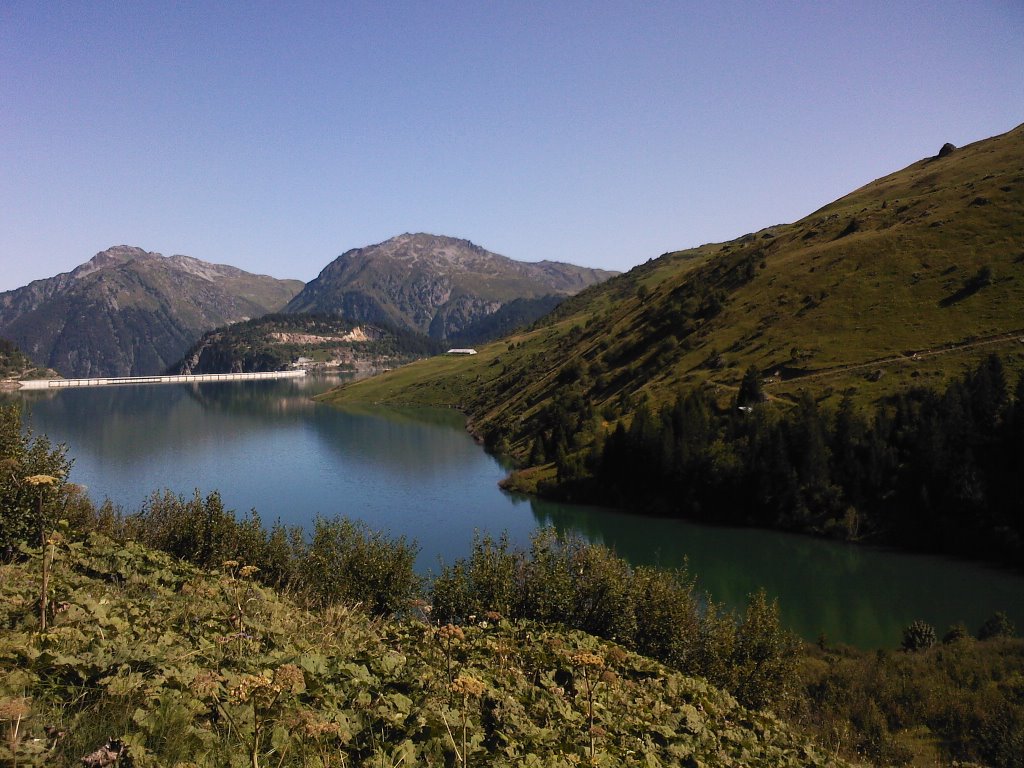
(286, 233), (617, 341)
(0, 247), (303, 377)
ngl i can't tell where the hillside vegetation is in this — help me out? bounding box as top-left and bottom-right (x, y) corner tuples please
(0, 533), (852, 768)
(320, 125), (1024, 562)
(168, 314), (443, 375)
(3, 403), (1022, 767)
(0, 338), (55, 382)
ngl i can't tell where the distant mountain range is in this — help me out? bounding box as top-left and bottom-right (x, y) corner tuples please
(0, 246), (303, 378)
(285, 233), (618, 343)
(0, 237), (615, 378)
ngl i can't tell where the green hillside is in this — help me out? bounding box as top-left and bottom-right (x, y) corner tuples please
(320, 125), (1024, 561)
(0, 337), (55, 382)
(0, 534), (845, 767)
(324, 124), (1024, 419)
(167, 314), (443, 375)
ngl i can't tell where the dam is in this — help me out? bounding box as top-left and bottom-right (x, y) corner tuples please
(17, 369), (307, 390)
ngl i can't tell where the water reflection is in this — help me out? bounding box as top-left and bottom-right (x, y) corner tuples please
(530, 497), (1024, 648)
(4, 378), (1023, 649)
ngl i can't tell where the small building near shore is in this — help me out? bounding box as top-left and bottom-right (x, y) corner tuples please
(446, 348), (478, 355)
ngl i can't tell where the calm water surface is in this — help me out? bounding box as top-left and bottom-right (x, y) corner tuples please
(7, 376), (1023, 648)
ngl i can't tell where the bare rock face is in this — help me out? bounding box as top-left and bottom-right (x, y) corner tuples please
(286, 233), (617, 341)
(937, 142), (957, 158)
(0, 247), (303, 377)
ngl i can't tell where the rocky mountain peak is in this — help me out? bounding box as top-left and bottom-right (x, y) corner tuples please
(287, 233), (617, 342)
(72, 245), (156, 280)
(357, 233), (486, 267)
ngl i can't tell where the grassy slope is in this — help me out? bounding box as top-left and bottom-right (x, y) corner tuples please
(321, 124), (1024, 454)
(0, 535), (843, 767)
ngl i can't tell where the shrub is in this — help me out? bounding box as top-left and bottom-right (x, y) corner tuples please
(115, 490), (419, 617)
(977, 611), (1017, 640)
(901, 620), (937, 652)
(732, 590), (800, 709)
(943, 622), (971, 644)
(0, 405), (72, 552)
(297, 517), (420, 616)
(430, 528), (800, 710)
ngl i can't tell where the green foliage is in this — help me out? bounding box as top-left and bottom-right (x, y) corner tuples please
(900, 619), (937, 652)
(733, 590), (800, 709)
(795, 630), (1024, 767)
(299, 517), (420, 615)
(0, 404), (72, 552)
(587, 355), (1024, 566)
(978, 611), (1017, 640)
(0, 337), (38, 378)
(0, 534), (844, 767)
(115, 489), (420, 618)
(431, 528), (799, 711)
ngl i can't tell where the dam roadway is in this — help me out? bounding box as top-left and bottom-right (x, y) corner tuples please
(17, 370), (307, 389)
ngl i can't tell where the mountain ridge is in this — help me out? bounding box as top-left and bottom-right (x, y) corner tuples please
(285, 233), (618, 342)
(0, 246), (303, 377)
(322, 122), (1024, 453)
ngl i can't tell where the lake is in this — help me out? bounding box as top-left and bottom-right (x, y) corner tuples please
(6, 375), (1023, 648)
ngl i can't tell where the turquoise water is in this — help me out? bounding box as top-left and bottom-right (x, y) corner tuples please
(7, 376), (1023, 648)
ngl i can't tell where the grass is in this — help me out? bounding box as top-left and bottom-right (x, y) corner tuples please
(322, 123), (1024, 447)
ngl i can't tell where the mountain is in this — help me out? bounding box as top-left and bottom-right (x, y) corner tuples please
(0, 246), (303, 377)
(325, 124), (1024, 428)
(321, 124), (1024, 549)
(0, 337), (57, 382)
(168, 313), (443, 375)
(285, 233), (617, 342)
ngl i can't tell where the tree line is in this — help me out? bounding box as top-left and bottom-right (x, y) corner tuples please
(541, 354), (1023, 566)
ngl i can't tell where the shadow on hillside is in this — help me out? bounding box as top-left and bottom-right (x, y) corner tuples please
(939, 266), (993, 307)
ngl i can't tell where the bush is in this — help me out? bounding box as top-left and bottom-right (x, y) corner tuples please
(429, 527), (799, 710)
(0, 404), (72, 552)
(115, 489), (420, 617)
(901, 620), (937, 652)
(299, 517), (420, 616)
(732, 590), (800, 709)
(978, 611), (1017, 640)
(943, 622), (971, 644)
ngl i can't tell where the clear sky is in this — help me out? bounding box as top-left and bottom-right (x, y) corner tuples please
(1, 1), (1022, 291)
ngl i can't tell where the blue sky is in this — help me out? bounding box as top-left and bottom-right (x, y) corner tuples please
(2, 1), (1022, 290)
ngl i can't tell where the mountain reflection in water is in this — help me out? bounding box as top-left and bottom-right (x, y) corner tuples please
(5, 376), (1023, 649)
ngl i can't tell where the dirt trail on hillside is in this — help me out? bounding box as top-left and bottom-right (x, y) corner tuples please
(768, 329), (1024, 388)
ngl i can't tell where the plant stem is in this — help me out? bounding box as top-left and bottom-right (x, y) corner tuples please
(40, 533), (52, 632)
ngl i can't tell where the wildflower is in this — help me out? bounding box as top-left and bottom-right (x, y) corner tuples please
(222, 559), (239, 570)
(299, 714), (341, 738)
(437, 624), (465, 643)
(450, 675), (486, 697)
(569, 652), (605, 669)
(24, 474), (58, 486)
(191, 669), (223, 699)
(273, 664), (305, 695)
(230, 674), (273, 704)
(0, 696), (31, 721)
(605, 646), (628, 666)
(239, 565), (260, 578)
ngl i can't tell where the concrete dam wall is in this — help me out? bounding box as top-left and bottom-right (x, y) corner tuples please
(18, 370), (307, 389)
